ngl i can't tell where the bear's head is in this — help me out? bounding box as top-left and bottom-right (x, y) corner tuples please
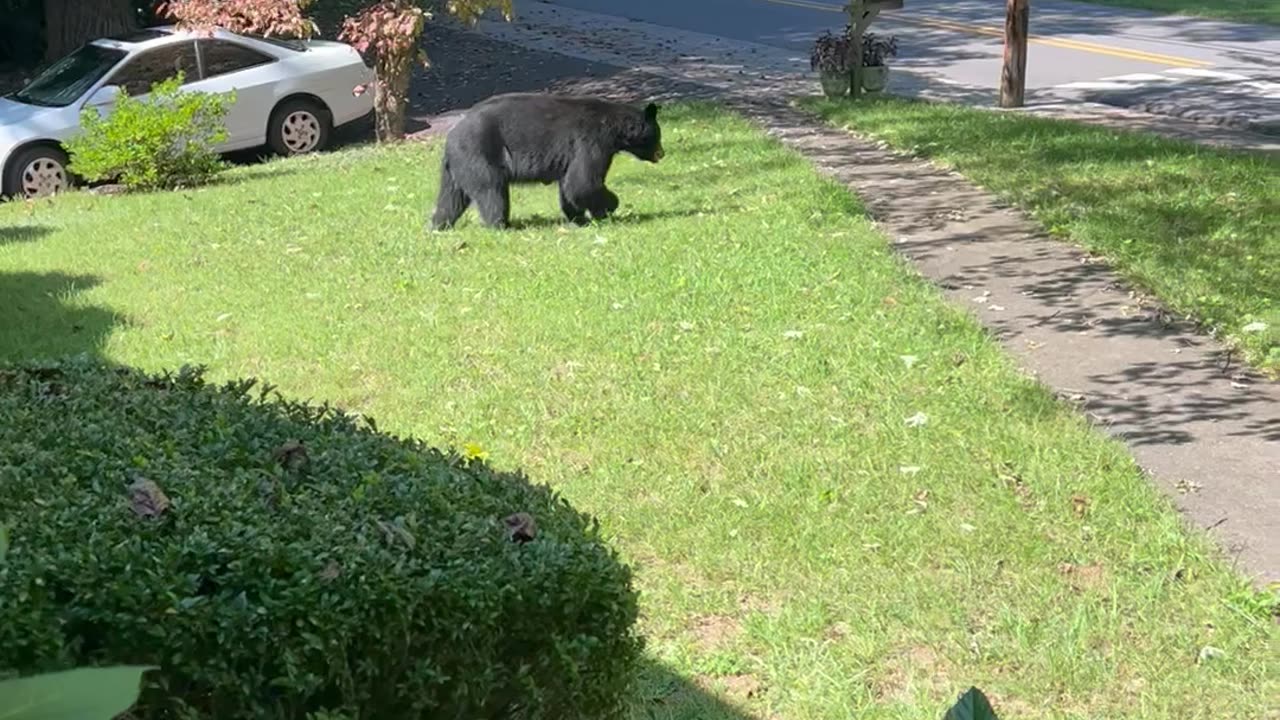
(624, 102), (664, 163)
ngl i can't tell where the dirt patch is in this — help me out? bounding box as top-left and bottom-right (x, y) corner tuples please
(981, 689), (1041, 718)
(1058, 562), (1109, 592)
(873, 645), (954, 703)
(739, 592), (780, 616)
(690, 613), (742, 653)
(695, 672), (763, 703)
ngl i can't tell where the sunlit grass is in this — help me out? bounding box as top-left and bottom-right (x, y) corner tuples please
(801, 94), (1280, 373)
(2, 102), (1276, 719)
(1074, 0), (1279, 25)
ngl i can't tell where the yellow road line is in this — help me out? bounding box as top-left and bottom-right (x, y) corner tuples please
(757, 0), (1212, 68)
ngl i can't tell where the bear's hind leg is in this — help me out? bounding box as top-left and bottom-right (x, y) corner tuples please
(429, 161), (471, 231)
(473, 181), (511, 229)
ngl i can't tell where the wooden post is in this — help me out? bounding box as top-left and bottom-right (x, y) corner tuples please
(848, 0), (865, 100)
(999, 0), (1029, 107)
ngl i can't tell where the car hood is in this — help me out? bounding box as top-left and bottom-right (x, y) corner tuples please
(0, 96), (56, 127)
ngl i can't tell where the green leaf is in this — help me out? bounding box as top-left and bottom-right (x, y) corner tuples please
(0, 522), (9, 563)
(0, 666), (155, 720)
(943, 686), (1000, 720)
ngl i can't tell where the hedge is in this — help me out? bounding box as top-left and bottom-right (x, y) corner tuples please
(0, 359), (642, 719)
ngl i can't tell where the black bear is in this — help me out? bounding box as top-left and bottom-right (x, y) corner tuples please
(428, 93), (665, 230)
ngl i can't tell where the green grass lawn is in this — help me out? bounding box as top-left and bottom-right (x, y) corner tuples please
(799, 95), (1280, 373)
(1073, 0), (1280, 25)
(2, 103), (1277, 719)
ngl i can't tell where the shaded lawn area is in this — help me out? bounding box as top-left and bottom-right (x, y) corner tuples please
(1072, 0), (1280, 25)
(799, 95), (1280, 373)
(2, 103), (1277, 719)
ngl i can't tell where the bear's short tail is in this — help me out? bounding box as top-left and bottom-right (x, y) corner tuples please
(429, 159), (469, 231)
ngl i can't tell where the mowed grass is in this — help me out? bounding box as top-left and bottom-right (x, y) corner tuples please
(1073, 0), (1280, 25)
(800, 95), (1280, 372)
(2, 103), (1277, 719)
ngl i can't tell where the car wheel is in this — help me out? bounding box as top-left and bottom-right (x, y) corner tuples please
(267, 99), (332, 156)
(4, 145), (72, 199)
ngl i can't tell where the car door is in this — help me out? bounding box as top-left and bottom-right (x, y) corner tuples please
(187, 39), (279, 149)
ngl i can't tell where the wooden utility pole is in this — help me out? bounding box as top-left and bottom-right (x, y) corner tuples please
(999, 0), (1029, 107)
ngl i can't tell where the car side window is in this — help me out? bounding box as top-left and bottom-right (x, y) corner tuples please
(198, 40), (275, 80)
(108, 41), (199, 97)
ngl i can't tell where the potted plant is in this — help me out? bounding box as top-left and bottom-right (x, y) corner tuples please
(861, 31), (898, 93)
(810, 30), (855, 98)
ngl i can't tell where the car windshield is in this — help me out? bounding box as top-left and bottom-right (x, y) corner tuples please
(9, 44), (128, 108)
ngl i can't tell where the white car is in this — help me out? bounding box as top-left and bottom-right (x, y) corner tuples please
(0, 25), (375, 199)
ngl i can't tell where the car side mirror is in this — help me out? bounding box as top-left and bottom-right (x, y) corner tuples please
(86, 84), (121, 107)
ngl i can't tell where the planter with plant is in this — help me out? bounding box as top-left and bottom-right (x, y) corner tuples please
(810, 29), (855, 98)
(860, 32), (898, 92)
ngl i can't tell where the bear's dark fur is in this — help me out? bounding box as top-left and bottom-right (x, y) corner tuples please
(429, 93), (665, 230)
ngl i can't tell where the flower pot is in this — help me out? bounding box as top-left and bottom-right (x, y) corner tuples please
(862, 65), (890, 93)
(819, 69), (851, 98)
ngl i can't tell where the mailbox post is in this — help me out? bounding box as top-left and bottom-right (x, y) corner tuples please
(846, 0), (903, 100)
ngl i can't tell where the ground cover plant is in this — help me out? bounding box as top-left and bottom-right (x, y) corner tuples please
(799, 95), (1280, 373)
(1, 101), (1276, 719)
(0, 360), (641, 719)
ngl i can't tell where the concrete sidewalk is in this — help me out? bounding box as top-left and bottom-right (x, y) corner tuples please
(444, 4), (1280, 584)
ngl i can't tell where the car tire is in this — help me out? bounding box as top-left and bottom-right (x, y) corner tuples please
(267, 98), (332, 157)
(3, 145), (72, 200)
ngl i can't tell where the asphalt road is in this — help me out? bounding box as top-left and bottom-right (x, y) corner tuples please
(537, 0), (1279, 128)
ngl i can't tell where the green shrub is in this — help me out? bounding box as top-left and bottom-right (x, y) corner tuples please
(0, 359), (642, 720)
(65, 73), (233, 191)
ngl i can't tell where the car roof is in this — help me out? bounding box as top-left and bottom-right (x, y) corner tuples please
(88, 25), (310, 53)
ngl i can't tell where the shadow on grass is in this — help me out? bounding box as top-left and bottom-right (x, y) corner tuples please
(505, 207), (723, 231)
(0, 271), (122, 363)
(629, 659), (757, 720)
(0, 224), (51, 246)
(0, 275), (756, 720)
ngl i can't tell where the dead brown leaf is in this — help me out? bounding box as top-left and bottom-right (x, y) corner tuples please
(873, 645), (952, 702)
(273, 439), (309, 471)
(128, 478), (170, 519)
(1071, 494), (1090, 519)
(503, 512), (537, 543)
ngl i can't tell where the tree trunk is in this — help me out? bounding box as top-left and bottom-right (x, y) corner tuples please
(373, 57), (412, 143)
(43, 0), (137, 62)
(999, 0), (1030, 108)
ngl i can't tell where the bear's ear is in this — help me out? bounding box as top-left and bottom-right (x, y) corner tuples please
(644, 102), (660, 120)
